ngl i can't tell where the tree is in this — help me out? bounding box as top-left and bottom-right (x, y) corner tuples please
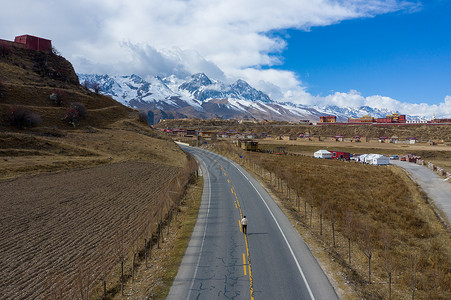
(8, 105), (41, 129)
(359, 219), (375, 283)
(409, 253), (418, 300)
(49, 89), (66, 106)
(70, 102), (87, 118)
(92, 82), (101, 94)
(381, 228), (396, 299)
(64, 108), (80, 127)
(343, 207), (354, 264)
(0, 78), (7, 98)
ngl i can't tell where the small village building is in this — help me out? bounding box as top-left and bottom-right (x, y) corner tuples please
(348, 114), (375, 123)
(171, 129), (186, 136)
(352, 135), (362, 142)
(185, 129), (196, 137)
(314, 150), (332, 159)
(14, 35), (52, 51)
(319, 115), (337, 123)
(379, 136), (390, 143)
(334, 135), (345, 142)
(237, 139), (259, 151)
(245, 133), (258, 139)
(200, 131), (217, 141)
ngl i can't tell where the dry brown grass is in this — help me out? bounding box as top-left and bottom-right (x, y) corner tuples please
(211, 141), (451, 299)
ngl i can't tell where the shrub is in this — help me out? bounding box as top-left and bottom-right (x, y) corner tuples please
(138, 110), (148, 123)
(70, 102), (87, 118)
(0, 44), (12, 58)
(0, 78), (6, 98)
(8, 105), (41, 129)
(49, 89), (66, 106)
(51, 46), (62, 56)
(64, 108), (80, 127)
(82, 80), (90, 90)
(92, 82), (101, 94)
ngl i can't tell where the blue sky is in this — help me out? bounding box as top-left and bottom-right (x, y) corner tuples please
(1, 0), (450, 117)
(273, 0), (451, 106)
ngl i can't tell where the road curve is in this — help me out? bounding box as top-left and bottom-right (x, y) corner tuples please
(168, 146), (338, 300)
(390, 160), (451, 223)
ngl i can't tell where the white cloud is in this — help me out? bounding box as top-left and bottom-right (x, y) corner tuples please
(3, 1), (444, 117)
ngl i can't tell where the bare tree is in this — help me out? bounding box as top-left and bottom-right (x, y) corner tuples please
(319, 197), (328, 236)
(328, 201), (336, 247)
(359, 219), (375, 283)
(409, 253), (418, 300)
(113, 226), (126, 296)
(343, 207), (354, 264)
(381, 228), (396, 299)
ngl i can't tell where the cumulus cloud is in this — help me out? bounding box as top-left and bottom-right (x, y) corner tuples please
(2, 0), (443, 117)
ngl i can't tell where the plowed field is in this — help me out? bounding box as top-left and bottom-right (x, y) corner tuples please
(0, 161), (180, 299)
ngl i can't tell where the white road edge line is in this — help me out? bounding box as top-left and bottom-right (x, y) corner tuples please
(186, 154), (211, 300)
(230, 159), (316, 300)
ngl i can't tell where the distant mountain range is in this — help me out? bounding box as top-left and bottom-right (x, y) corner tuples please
(78, 73), (424, 124)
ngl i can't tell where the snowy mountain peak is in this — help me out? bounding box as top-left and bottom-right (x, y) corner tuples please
(78, 72), (426, 123)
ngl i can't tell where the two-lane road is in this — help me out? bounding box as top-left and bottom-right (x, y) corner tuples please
(168, 146), (338, 299)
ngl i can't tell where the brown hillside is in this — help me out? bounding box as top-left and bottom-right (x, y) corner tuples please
(0, 44), (132, 130)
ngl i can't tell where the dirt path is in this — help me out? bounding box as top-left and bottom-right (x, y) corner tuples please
(0, 161), (180, 299)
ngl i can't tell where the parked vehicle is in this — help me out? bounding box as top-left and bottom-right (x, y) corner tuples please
(390, 155), (399, 160)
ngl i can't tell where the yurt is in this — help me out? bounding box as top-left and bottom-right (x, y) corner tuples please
(314, 149), (332, 159)
(366, 154), (390, 165)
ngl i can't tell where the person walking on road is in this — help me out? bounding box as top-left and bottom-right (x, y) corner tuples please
(241, 216), (248, 234)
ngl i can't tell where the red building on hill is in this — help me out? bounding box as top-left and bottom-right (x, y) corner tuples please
(14, 35), (52, 51)
(0, 35), (52, 52)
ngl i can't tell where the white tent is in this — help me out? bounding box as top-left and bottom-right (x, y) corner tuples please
(356, 154), (368, 163)
(366, 154), (390, 165)
(314, 149), (332, 159)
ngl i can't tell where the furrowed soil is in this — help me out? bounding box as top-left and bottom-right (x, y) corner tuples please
(0, 119), (197, 299)
(0, 162), (178, 299)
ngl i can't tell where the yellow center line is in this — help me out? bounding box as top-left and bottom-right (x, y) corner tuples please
(243, 253), (247, 275)
(244, 232), (254, 300)
(236, 199), (254, 300)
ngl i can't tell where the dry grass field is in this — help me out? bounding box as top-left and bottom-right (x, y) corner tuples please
(210, 141), (451, 299)
(259, 138), (451, 174)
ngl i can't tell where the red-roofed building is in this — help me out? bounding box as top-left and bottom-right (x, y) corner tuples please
(14, 35), (52, 51)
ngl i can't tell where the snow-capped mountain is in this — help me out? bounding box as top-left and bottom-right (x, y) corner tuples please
(78, 73), (423, 124)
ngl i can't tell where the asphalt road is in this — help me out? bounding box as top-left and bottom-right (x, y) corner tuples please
(390, 160), (451, 223)
(168, 146), (338, 300)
